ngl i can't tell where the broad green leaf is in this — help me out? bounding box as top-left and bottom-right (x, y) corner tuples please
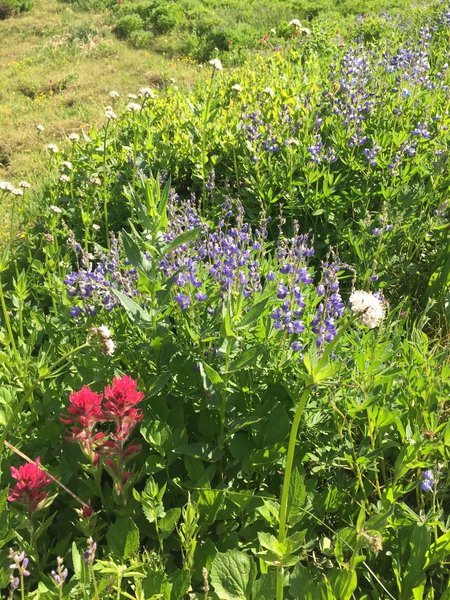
(211, 549), (256, 600)
(106, 517), (140, 560)
(399, 524), (431, 600)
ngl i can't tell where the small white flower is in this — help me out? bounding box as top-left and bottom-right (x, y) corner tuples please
(0, 181), (11, 191)
(92, 224), (100, 231)
(62, 161), (73, 170)
(105, 106), (117, 120)
(47, 144), (59, 153)
(68, 133), (79, 142)
(300, 26), (311, 35)
(285, 138), (299, 146)
(289, 19), (302, 28)
(270, 28), (276, 35)
(50, 205), (63, 213)
(126, 102), (141, 112)
(349, 291), (385, 329)
(11, 187), (23, 196)
(208, 58), (223, 71)
(231, 83), (242, 92)
(264, 86), (274, 97)
(19, 181), (31, 188)
(139, 87), (155, 98)
(60, 174), (70, 183)
(127, 93), (138, 99)
(36, 124), (45, 132)
(90, 325), (115, 356)
(89, 176), (102, 186)
(109, 90), (120, 99)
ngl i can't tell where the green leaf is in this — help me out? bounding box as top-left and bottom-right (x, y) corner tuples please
(288, 467), (306, 524)
(236, 297), (270, 329)
(162, 227), (202, 256)
(399, 524), (431, 600)
(106, 517), (140, 560)
(169, 570), (190, 600)
(160, 508), (181, 539)
(252, 572), (277, 600)
(211, 549), (256, 600)
(329, 567), (357, 600)
(201, 362), (224, 386)
(228, 346), (261, 372)
(113, 290), (153, 326)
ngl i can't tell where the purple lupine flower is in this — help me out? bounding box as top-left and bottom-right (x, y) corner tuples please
(419, 469), (435, 492)
(174, 293), (191, 310)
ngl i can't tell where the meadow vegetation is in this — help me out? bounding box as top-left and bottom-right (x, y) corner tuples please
(0, 0), (449, 599)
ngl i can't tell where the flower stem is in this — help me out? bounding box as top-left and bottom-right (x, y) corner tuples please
(89, 564), (100, 600)
(0, 275), (19, 363)
(276, 385), (313, 600)
(20, 573), (25, 600)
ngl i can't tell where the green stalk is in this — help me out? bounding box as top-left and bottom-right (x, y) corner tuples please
(276, 385), (313, 600)
(0, 276), (19, 362)
(89, 564), (100, 600)
(20, 573), (25, 600)
(116, 570), (123, 600)
(102, 122), (110, 250)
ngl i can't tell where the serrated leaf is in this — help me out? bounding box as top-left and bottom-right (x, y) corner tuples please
(211, 549), (256, 600)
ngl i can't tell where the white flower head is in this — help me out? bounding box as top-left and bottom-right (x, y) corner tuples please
(60, 174), (70, 183)
(264, 86), (274, 97)
(109, 90), (120, 99)
(19, 181), (31, 188)
(349, 291), (385, 329)
(36, 124), (45, 132)
(11, 187), (23, 196)
(90, 325), (115, 356)
(69, 133), (79, 142)
(89, 176), (102, 186)
(126, 102), (141, 112)
(105, 106), (117, 120)
(209, 58), (223, 71)
(62, 161), (73, 171)
(139, 87), (155, 98)
(47, 144), (59, 153)
(289, 19), (302, 28)
(0, 181), (12, 191)
(92, 224), (100, 231)
(127, 93), (138, 99)
(50, 205), (63, 214)
(231, 83), (242, 92)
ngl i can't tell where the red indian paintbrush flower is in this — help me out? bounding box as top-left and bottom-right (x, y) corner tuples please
(8, 458), (51, 513)
(103, 375), (144, 419)
(103, 375), (144, 442)
(60, 385), (105, 464)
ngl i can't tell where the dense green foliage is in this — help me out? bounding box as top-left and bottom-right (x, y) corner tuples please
(0, 1), (449, 599)
(0, 0), (32, 19)
(61, 0), (439, 62)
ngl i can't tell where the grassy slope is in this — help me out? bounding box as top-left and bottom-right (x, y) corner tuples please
(0, 0), (199, 184)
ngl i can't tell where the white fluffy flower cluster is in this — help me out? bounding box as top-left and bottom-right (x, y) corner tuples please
(349, 291), (385, 329)
(90, 325), (115, 356)
(208, 58), (223, 71)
